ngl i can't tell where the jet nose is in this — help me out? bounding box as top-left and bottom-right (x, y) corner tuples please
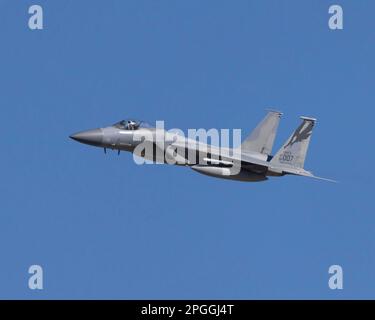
(70, 128), (103, 146)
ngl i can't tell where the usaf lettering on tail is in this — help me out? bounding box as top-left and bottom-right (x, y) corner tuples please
(70, 111), (336, 183)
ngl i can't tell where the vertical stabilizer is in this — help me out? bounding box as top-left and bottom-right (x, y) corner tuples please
(241, 110), (282, 155)
(270, 116), (316, 169)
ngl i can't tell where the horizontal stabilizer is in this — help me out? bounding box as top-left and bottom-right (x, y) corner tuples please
(270, 165), (337, 183)
(308, 175), (338, 183)
(292, 169), (337, 183)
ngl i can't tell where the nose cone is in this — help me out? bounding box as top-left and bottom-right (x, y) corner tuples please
(70, 128), (103, 146)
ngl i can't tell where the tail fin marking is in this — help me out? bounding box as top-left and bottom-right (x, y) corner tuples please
(271, 116), (316, 169)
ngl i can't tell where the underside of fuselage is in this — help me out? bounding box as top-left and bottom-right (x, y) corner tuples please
(190, 165), (269, 182)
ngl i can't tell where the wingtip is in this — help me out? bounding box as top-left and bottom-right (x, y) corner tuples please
(300, 116), (317, 122)
(265, 108), (283, 116)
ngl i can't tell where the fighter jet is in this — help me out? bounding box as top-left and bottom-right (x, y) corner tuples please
(70, 111), (335, 182)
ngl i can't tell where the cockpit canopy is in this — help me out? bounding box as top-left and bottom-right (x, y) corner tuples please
(113, 119), (152, 130)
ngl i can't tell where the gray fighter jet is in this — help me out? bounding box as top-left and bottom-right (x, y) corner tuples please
(70, 111), (335, 182)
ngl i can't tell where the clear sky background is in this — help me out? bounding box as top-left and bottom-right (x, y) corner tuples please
(0, 0), (374, 299)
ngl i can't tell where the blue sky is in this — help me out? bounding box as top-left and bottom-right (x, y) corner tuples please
(0, 0), (374, 299)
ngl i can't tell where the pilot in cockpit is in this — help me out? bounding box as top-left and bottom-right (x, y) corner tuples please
(113, 119), (151, 131)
